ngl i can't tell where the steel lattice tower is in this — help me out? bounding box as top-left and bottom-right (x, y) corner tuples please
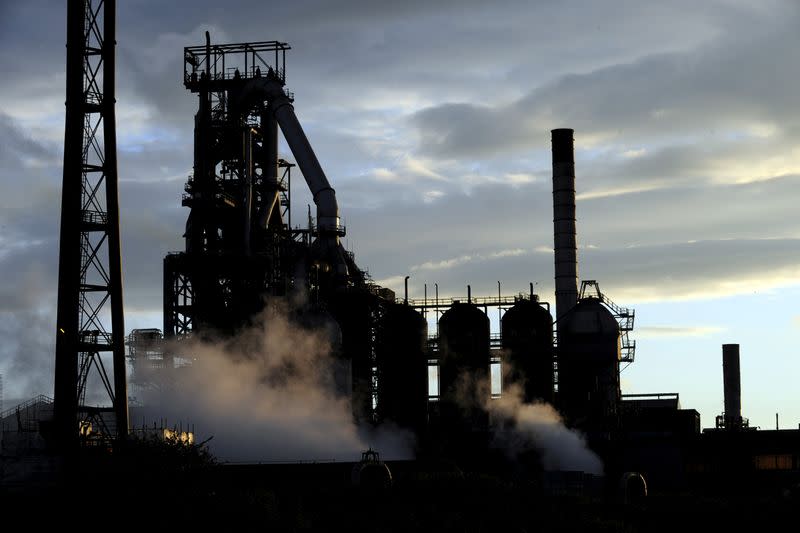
(53, 0), (128, 447)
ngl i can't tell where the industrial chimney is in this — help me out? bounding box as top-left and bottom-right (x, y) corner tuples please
(722, 344), (743, 429)
(552, 128), (578, 325)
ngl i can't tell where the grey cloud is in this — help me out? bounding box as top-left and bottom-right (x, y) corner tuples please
(412, 5), (800, 158)
(342, 169), (800, 305)
(586, 238), (800, 302)
(116, 27), (213, 133)
(92, 0), (741, 137)
(577, 131), (800, 200)
(335, 151), (800, 288)
(369, 236), (800, 310)
(577, 174), (800, 247)
(0, 2), (64, 80)
(637, 326), (724, 339)
(0, 113), (57, 164)
(0, 308), (55, 399)
(119, 179), (186, 311)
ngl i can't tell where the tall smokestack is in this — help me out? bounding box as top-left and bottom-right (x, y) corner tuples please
(722, 344), (742, 429)
(552, 128), (578, 324)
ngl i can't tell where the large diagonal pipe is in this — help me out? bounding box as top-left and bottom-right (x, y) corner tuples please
(241, 79), (340, 236)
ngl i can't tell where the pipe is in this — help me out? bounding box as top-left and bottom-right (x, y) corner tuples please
(467, 284), (471, 303)
(273, 102), (340, 238)
(552, 128), (578, 323)
(260, 193), (280, 229)
(722, 344), (742, 429)
(189, 31), (215, 253)
(268, 84), (339, 235)
(258, 109), (281, 229)
(404, 276), (410, 305)
(435, 283), (439, 336)
(242, 128), (254, 255)
(205, 31), (210, 79)
(238, 77), (343, 267)
(497, 281), (501, 328)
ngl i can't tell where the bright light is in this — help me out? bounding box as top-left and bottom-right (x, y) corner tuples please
(163, 428), (195, 444)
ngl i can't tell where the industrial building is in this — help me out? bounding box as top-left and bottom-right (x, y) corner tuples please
(2, 6), (800, 525)
(128, 37), (637, 463)
(126, 32), (800, 491)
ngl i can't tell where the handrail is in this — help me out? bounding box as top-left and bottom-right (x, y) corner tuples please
(0, 394), (53, 420)
(408, 295), (539, 308)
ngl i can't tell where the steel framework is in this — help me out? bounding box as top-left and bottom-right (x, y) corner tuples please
(410, 290), (552, 400)
(53, 0), (128, 447)
(578, 280), (636, 364)
(164, 38), (296, 339)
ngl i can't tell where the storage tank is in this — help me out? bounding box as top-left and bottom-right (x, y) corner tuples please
(328, 289), (379, 425)
(376, 303), (428, 432)
(292, 304), (346, 396)
(351, 449), (392, 489)
(438, 302), (490, 434)
(557, 297), (620, 430)
(501, 297), (554, 404)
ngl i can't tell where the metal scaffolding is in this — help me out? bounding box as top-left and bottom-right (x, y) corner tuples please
(165, 38), (297, 339)
(578, 280), (636, 364)
(53, 0), (128, 447)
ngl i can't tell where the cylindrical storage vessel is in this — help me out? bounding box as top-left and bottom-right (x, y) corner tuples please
(351, 450), (393, 489)
(501, 298), (554, 404)
(722, 344), (742, 429)
(438, 302), (490, 434)
(292, 304), (346, 396)
(329, 290), (378, 425)
(376, 303), (429, 432)
(557, 297), (620, 431)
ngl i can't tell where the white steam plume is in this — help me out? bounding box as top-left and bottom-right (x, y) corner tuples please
(487, 384), (603, 475)
(136, 304), (412, 462)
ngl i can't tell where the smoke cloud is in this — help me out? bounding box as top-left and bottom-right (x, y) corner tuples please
(487, 384), (603, 475)
(136, 304), (413, 462)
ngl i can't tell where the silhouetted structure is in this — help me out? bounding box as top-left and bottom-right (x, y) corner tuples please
(552, 128), (578, 325)
(436, 301), (491, 455)
(29, 11), (800, 514)
(54, 0), (128, 448)
(163, 36), (398, 422)
(501, 294), (554, 404)
(376, 303), (429, 432)
(718, 343), (748, 430)
(165, 37), (299, 338)
(558, 289), (621, 431)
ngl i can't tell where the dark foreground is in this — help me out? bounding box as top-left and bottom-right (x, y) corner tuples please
(2, 449), (798, 532)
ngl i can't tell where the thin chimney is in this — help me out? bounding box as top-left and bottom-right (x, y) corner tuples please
(722, 344), (742, 429)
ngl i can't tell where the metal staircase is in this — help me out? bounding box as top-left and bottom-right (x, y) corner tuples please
(579, 280), (636, 364)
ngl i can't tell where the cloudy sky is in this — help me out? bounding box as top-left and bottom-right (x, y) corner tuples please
(1, 0), (799, 430)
